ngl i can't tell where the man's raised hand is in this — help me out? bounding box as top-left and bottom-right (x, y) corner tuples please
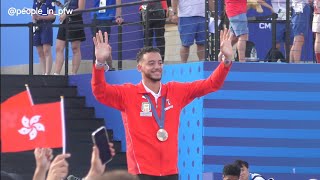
(93, 31), (111, 64)
(220, 28), (233, 61)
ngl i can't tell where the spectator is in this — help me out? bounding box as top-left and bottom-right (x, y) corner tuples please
(32, 0), (56, 75)
(256, 0), (274, 13)
(83, 145), (115, 179)
(313, 0), (320, 63)
(222, 163), (241, 180)
(33, 148), (54, 180)
(290, 0), (311, 63)
(140, 0), (168, 61)
(271, 0), (293, 52)
(91, 29), (232, 179)
(218, 0), (274, 62)
(171, 0), (214, 63)
(54, 0), (86, 75)
(234, 160), (266, 180)
(224, 0), (248, 62)
(33, 147), (71, 180)
(92, 0), (124, 70)
(247, 0), (274, 13)
(167, 0), (171, 7)
(46, 154), (71, 180)
(32, 143), (115, 180)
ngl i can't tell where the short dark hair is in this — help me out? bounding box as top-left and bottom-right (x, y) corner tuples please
(136, 47), (161, 63)
(234, 159), (249, 169)
(223, 164), (241, 177)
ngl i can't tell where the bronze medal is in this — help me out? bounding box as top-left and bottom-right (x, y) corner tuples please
(157, 128), (168, 142)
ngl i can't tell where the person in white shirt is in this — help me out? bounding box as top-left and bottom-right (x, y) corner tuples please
(171, 0), (214, 63)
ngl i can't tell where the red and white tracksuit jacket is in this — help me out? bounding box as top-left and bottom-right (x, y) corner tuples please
(91, 62), (231, 176)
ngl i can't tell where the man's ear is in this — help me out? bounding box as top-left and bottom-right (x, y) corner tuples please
(137, 64), (142, 72)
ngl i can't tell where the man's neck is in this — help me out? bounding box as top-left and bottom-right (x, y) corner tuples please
(142, 79), (161, 94)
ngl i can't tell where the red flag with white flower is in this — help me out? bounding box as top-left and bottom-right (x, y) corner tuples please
(1, 94), (65, 152)
(1, 88), (33, 110)
(1, 87), (33, 139)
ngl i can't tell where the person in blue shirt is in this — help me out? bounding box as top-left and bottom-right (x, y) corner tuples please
(290, 0), (311, 63)
(91, 0), (124, 70)
(32, 0), (56, 75)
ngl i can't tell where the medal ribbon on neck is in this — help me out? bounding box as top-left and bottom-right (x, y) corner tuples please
(144, 94), (166, 129)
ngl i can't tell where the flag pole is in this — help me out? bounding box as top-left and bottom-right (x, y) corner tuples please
(60, 96), (66, 154)
(25, 84), (34, 105)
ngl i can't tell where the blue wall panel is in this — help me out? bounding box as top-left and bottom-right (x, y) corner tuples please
(162, 62), (204, 180)
(203, 62), (320, 179)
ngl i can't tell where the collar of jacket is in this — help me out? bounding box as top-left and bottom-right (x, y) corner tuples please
(137, 81), (168, 97)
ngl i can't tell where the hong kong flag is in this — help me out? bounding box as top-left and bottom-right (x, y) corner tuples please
(1, 89), (33, 139)
(1, 89), (33, 109)
(1, 93), (65, 152)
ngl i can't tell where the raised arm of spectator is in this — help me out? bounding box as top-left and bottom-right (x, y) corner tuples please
(46, 153), (71, 180)
(33, 148), (53, 180)
(84, 144), (116, 179)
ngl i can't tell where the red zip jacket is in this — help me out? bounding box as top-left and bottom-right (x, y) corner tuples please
(91, 62), (231, 176)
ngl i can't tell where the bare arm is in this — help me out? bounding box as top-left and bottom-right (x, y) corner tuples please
(209, 0), (214, 14)
(60, 0), (85, 21)
(68, 0), (86, 15)
(32, 148), (53, 180)
(84, 144), (116, 179)
(115, 0), (124, 24)
(76, 0), (86, 11)
(171, 0), (178, 14)
(171, 0), (179, 23)
(116, 0), (122, 17)
(258, 0), (275, 13)
(46, 154), (71, 180)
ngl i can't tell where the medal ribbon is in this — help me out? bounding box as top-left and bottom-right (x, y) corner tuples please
(144, 94), (166, 129)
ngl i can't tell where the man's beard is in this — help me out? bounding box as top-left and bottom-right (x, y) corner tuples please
(145, 73), (162, 82)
